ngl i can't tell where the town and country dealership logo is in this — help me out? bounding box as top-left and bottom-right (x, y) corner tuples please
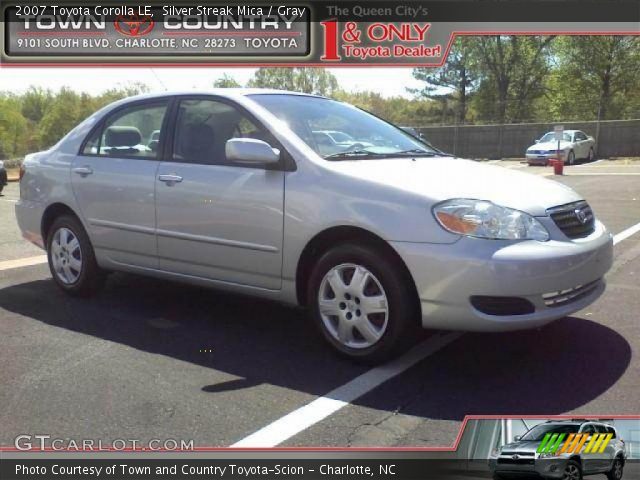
(537, 432), (613, 455)
(114, 14), (155, 37)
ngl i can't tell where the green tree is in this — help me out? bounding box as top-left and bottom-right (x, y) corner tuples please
(550, 36), (640, 121)
(38, 88), (82, 147)
(411, 39), (477, 124)
(248, 68), (338, 96)
(213, 74), (242, 88)
(0, 95), (29, 159)
(21, 87), (53, 124)
(470, 35), (555, 123)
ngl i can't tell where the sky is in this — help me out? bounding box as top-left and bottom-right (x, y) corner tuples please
(0, 67), (424, 98)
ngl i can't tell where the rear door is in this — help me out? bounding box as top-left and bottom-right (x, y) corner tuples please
(155, 96), (285, 290)
(580, 424), (598, 473)
(72, 99), (170, 268)
(574, 131), (589, 159)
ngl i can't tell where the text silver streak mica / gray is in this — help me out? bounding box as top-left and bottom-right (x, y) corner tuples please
(15, 89), (614, 360)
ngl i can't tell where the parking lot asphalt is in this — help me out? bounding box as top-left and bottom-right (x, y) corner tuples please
(1, 161), (639, 450)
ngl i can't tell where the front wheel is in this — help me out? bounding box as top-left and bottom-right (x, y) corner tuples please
(563, 460), (582, 480)
(607, 457), (624, 480)
(308, 244), (417, 363)
(46, 215), (105, 297)
(567, 150), (575, 165)
(588, 148), (595, 162)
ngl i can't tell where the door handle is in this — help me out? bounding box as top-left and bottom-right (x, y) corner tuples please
(158, 174), (183, 185)
(73, 166), (93, 177)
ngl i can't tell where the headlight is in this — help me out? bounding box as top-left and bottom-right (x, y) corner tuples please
(433, 199), (550, 241)
(0, 160), (4, 169)
(491, 447), (502, 457)
(538, 452), (557, 458)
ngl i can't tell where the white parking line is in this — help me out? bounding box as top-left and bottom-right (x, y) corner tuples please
(231, 332), (462, 448)
(0, 255), (47, 272)
(614, 221), (640, 245)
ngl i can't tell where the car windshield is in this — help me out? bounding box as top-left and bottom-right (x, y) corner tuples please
(520, 424), (580, 441)
(540, 132), (572, 143)
(249, 94), (438, 159)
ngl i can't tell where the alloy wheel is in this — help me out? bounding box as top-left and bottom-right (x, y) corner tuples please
(51, 227), (83, 285)
(563, 464), (580, 480)
(613, 459), (623, 479)
(318, 263), (389, 349)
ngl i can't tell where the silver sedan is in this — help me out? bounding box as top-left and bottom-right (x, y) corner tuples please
(15, 90), (613, 362)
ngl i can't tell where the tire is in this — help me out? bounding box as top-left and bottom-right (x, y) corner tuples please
(607, 457), (624, 480)
(588, 148), (595, 162)
(308, 243), (418, 364)
(563, 460), (582, 480)
(567, 150), (575, 165)
(46, 215), (105, 297)
(0, 185), (3, 195)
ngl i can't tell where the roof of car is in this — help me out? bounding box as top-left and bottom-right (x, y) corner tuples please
(119, 88), (327, 102)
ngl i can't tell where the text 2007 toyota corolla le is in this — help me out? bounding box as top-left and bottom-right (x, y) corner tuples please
(15, 90), (613, 362)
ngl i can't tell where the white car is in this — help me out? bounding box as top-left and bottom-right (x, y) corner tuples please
(526, 130), (596, 166)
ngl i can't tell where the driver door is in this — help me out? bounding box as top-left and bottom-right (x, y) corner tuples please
(155, 97), (286, 290)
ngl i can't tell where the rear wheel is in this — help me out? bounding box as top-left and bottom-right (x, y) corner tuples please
(308, 243), (417, 363)
(607, 457), (624, 480)
(46, 215), (105, 297)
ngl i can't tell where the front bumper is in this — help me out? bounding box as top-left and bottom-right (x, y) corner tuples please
(526, 152), (566, 164)
(0, 167), (7, 186)
(391, 220), (613, 331)
(489, 456), (569, 479)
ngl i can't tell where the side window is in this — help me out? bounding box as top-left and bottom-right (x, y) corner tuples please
(575, 132), (586, 141)
(173, 99), (277, 165)
(581, 424), (596, 434)
(82, 102), (168, 158)
(608, 427), (617, 438)
(594, 424), (608, 434)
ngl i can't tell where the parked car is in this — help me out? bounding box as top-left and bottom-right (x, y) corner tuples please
(490, 420), (626, 480)
(0, 160), (7, 194)
(15, 90), (613, 362)
(526, 130), (596, 166)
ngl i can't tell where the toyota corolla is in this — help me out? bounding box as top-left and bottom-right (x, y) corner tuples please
(15, 90), (613, 362)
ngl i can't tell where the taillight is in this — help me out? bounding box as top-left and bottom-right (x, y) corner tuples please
(19, 164), (26, 181)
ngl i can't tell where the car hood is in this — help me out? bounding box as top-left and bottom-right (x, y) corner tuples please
(502, 441), (540, 453)
(328, 157), (581, 216)
(529, 141), (572, 151)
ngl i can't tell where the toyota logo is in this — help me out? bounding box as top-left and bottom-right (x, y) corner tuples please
(575, 208), (589, 224)
(114, 15), (155, 37)
(512, 454), (520, 460)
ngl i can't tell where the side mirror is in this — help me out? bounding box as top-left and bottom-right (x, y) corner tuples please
(534, 139), (540, 144)
(226, 138), (280, 166)
(514, 435), (522, 442)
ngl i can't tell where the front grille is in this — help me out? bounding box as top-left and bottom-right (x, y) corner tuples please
(543, 279), (601, 308)
(502, 451), (534, 457)
(548, 201), (595, 239)
(497, 458), (535, 465)
(470, 296), (535, 316)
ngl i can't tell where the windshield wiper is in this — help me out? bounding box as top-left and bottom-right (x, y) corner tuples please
(324, 149), (388, 159)
(324, 148), (438, 160)
(393, 149), (438, 157)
